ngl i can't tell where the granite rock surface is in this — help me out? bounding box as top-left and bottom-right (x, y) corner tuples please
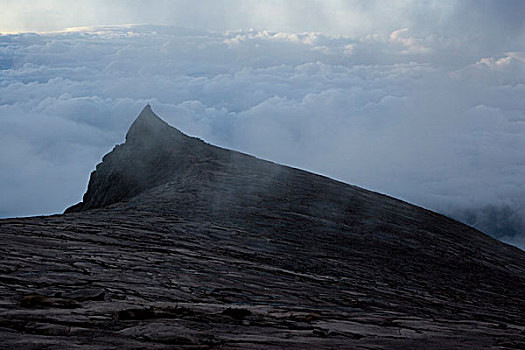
(1, 106), (525, 349)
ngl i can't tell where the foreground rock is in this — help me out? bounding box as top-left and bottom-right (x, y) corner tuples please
(1, 106), (524, 349)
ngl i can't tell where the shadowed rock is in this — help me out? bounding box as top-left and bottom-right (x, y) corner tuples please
(1, 106), (525, 349)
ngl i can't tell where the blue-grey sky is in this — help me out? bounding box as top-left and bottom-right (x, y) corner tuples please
(0, 1), (524, 248)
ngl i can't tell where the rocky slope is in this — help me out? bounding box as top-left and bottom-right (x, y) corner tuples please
(1, 106), (524, 349)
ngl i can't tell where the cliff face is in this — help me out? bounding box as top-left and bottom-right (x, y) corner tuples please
(1, 106), (525, 349)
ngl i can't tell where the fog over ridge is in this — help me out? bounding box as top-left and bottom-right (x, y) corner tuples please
(0, 22), (524, 248)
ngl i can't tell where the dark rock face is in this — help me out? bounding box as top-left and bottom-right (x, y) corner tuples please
(1, 106), (525, 349)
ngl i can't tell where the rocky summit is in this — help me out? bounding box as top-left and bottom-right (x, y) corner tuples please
(1, 106), (525, 349)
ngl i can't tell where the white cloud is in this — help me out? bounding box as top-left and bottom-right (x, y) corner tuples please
(450, 52), (525, 85)
(0, 24), (524, 248)
(389, 28), (431, 54)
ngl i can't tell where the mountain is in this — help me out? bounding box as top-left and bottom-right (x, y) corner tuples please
(1, 106), (524, 349)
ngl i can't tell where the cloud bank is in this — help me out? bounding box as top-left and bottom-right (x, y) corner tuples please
(0, 21), (524, 248)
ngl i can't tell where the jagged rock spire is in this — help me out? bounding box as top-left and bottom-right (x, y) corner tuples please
(65, 105), (194, 213)
(125, 105), (176, 143)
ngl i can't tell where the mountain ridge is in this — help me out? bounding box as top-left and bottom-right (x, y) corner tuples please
(65, 106), (515, 250)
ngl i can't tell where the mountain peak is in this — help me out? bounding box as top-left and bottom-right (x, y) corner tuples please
(136, 104), (158, 122)
(65, 106), (196, 213)
(125, 104), (174, 143)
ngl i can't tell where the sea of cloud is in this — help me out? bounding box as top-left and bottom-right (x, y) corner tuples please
(0, 25), (524, 248)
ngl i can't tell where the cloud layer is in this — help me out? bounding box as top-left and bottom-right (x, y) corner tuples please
(0, 22), (524, 248)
